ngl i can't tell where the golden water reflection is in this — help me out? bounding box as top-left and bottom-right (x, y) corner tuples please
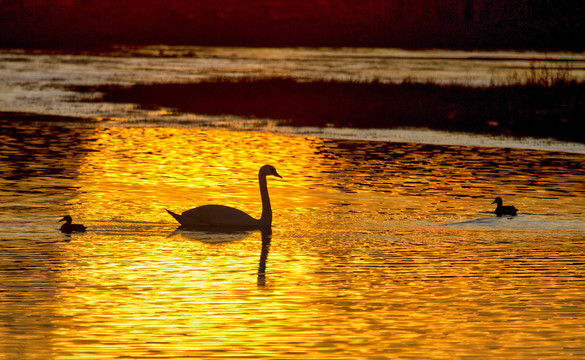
(1, 122), (585, 359)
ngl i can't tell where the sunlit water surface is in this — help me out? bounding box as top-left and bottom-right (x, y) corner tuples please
(1, 121), (585, 359)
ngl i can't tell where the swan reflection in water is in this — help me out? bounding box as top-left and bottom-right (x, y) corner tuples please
(169, 226), (273, 287)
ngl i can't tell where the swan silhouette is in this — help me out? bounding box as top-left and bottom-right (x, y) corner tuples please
(59, 215), (87, 233)
(492, 197), (518, 216)
(166, 165), (282, 228)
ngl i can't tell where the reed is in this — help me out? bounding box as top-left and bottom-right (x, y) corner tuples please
(500, 60), (576, 87)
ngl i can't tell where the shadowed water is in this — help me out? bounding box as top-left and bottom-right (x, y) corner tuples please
(1, 120), (585, 359)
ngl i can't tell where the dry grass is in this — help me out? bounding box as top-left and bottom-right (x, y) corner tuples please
(499, 60), (577, 87)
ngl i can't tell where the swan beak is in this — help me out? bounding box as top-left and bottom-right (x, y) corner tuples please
(272, 170), (282, 178)
(58, 217), (66, 222)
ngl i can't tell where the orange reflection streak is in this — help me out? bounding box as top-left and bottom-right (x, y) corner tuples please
(74, 127), (324, 224)
(72, 126), (585, 229)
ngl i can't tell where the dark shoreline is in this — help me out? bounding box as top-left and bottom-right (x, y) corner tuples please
(71, 79), (585, 143)
(0, 111), (100, 123)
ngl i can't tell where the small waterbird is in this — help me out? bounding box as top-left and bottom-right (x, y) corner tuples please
(59, 215), (87, 233)
(166, 165), (281, 228)
(492, 197), (518, 216)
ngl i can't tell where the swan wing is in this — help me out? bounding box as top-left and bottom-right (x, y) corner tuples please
(169, 205), (259, 228)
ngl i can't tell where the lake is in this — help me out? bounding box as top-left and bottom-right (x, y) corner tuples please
(1, 46), (585, 359)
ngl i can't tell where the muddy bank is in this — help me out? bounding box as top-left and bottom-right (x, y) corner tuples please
(72, 79), (585, 143)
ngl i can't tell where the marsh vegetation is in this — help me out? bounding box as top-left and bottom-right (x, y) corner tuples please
(75, 62), (585, 142)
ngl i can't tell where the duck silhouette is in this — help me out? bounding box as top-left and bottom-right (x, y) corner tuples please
(59, 215), (87, 233)
(492, 197), (518, 216)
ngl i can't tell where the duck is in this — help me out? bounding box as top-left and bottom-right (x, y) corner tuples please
(59, 215), (87, 233)
(492, 197), (518, 216)
(166, 165), (282, 229)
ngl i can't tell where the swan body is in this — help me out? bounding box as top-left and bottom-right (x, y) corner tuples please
(492, 197), (518, 216)
(167, 165), (281, 229)
(59, 215), (86, 233)
(167, 205), (260, 228)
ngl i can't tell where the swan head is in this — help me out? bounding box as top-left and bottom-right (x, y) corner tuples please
(492, 197), (503, 205)
(59, 215), (73, 223)
(260, 165), (282, 179)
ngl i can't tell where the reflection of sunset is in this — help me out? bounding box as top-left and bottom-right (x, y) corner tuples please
(2, 122), (585, 359)
(71, 127), (585, 229)
(75, 127), (323, 224)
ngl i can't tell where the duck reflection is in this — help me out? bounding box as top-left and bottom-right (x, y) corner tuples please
(169, 226), (272, 287)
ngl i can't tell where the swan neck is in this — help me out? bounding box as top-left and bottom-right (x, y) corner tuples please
(259, 173), (271, 226)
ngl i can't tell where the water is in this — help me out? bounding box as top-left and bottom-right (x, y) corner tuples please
(2, 47), (585, 359)
(2, 122), (585, 359)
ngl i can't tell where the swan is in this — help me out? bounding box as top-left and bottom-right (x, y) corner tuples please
(166, 165), (282, 228)
(59, 215), (87, 233)
(492, 197), (518, 216)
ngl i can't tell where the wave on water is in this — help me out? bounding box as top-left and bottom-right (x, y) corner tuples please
(441, 213), (585, 232)
(273, 125), (585, 154)
(99, 110), (585, 154)
(3, 109), (585, 154)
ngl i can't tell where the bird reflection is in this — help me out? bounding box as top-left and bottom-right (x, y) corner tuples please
(168, 226), (254, 243)
(169, 226), (272, 287)
(257, 228), (272, 287)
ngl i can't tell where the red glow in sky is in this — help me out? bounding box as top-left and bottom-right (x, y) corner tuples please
(0, 0), (583, 50)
